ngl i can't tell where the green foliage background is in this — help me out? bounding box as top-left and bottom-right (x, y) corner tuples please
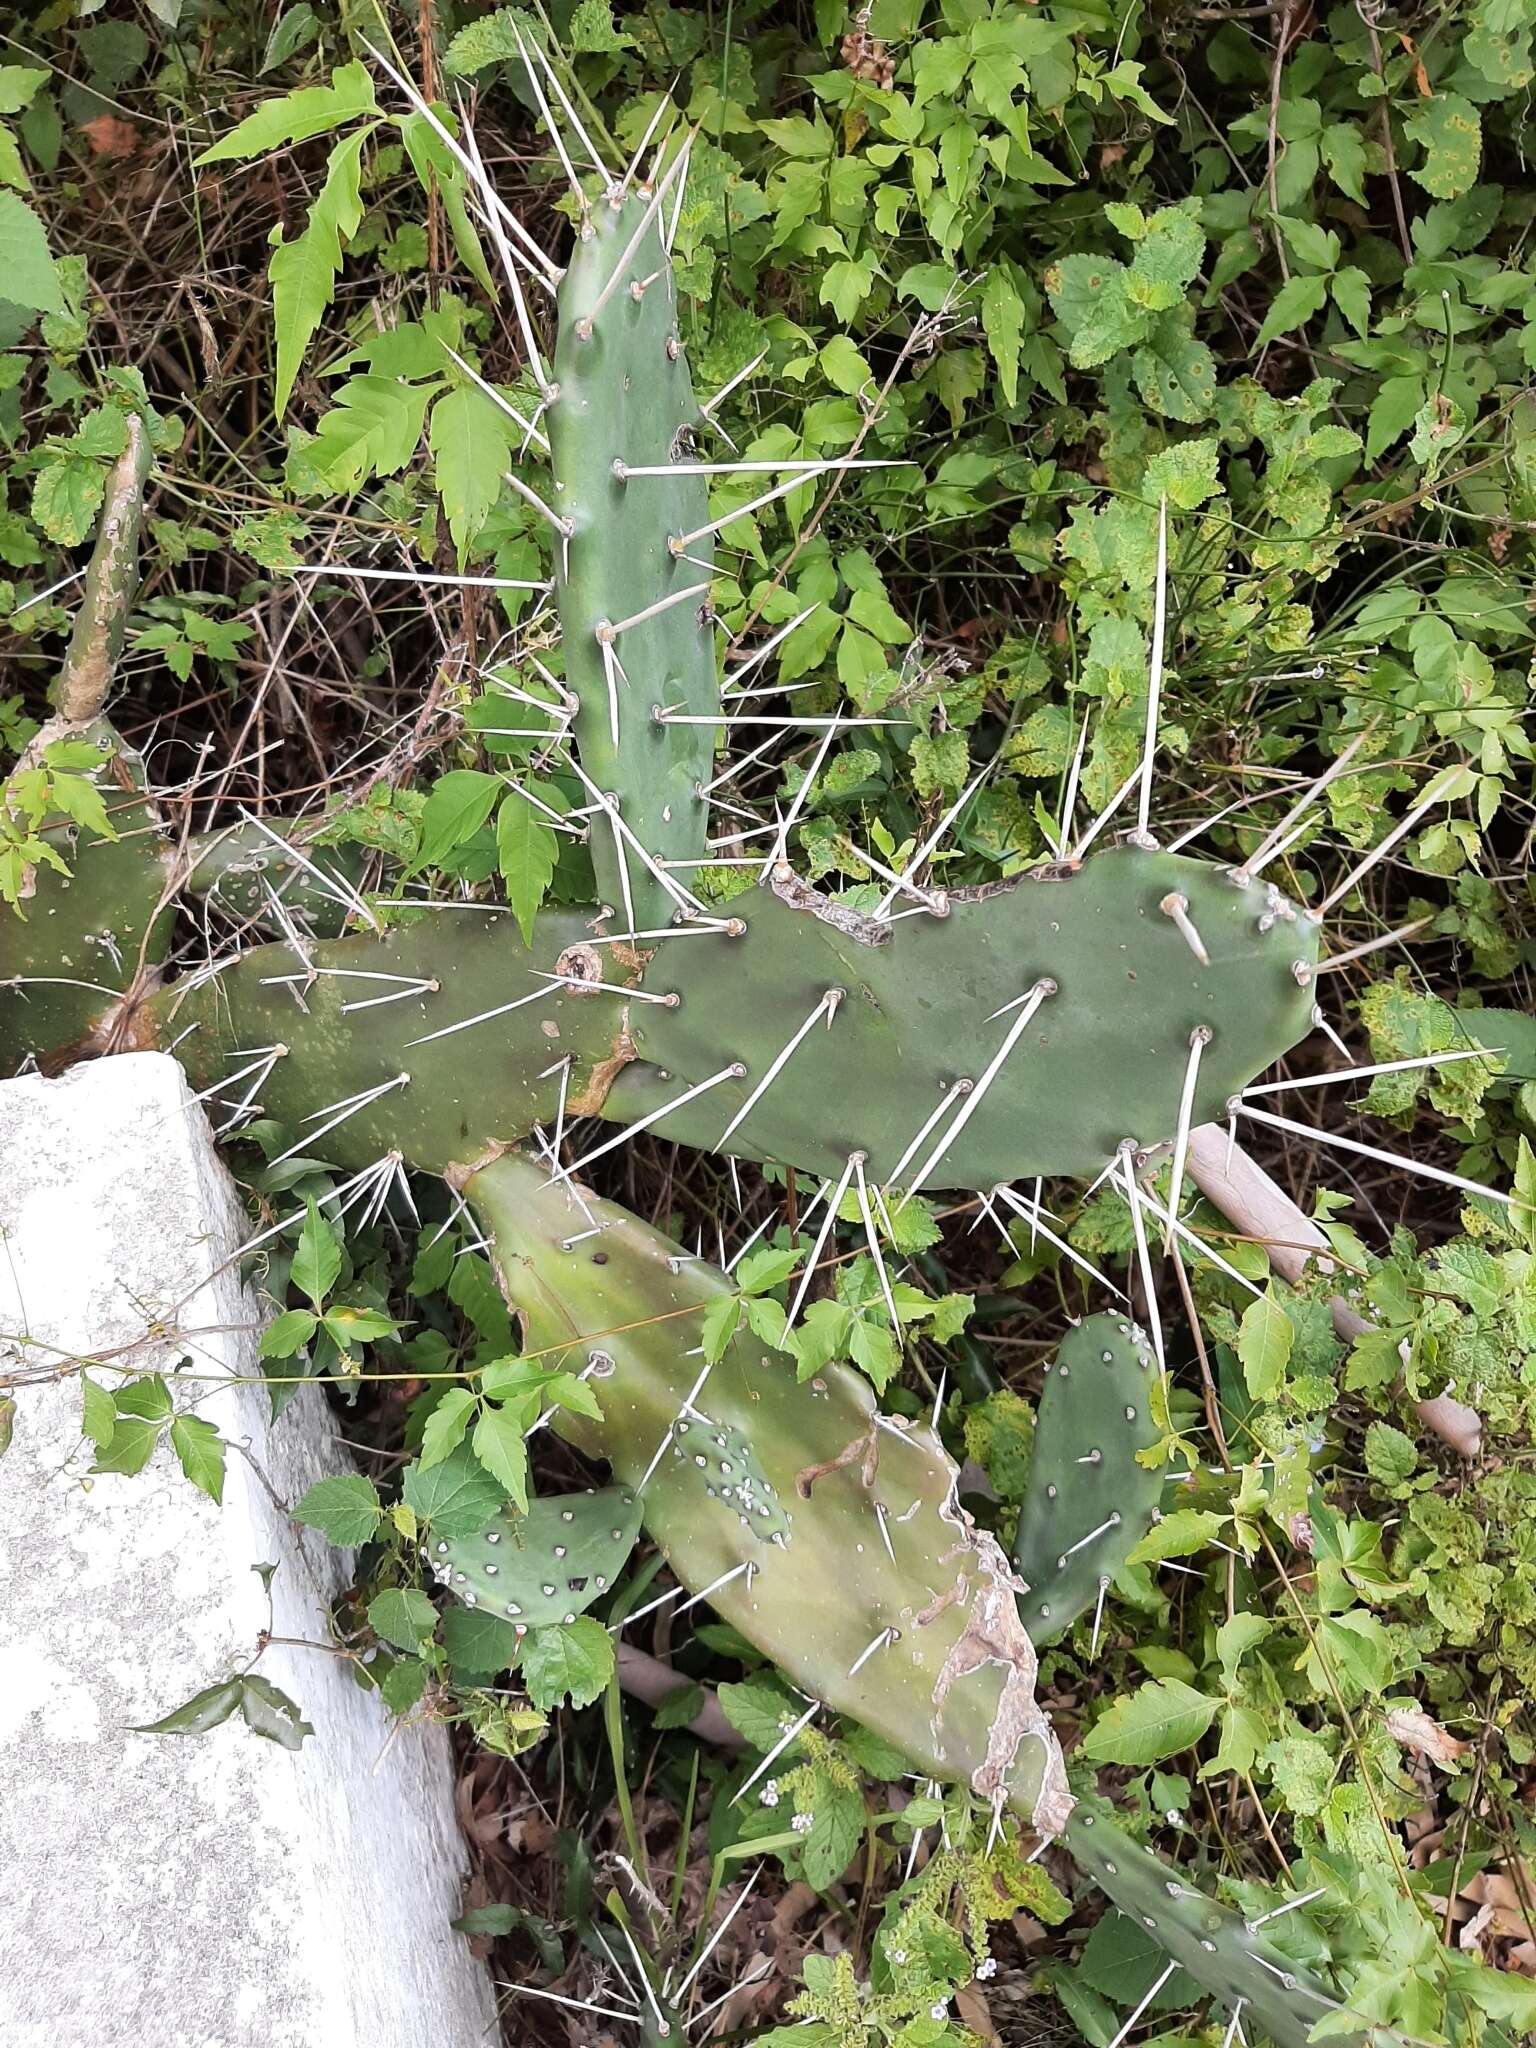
(5, 0), (1536, 2041)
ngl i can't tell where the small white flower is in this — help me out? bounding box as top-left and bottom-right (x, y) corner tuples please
(760, 1787), (779, 1808)
(791, 1810), (813, 1834)
(890, 1949), (907, 1965)
(930, 2000), (948, 2021)
(976, 1957), (997, 1980)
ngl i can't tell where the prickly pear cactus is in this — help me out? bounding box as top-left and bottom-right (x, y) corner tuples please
(466, 1148), (1074, 1837)
(610, 852), (1318, 1185)
(549, 188), (718, 929)
(1011, 1313), (1164, 1643)
(427, 1485), (642, 1627)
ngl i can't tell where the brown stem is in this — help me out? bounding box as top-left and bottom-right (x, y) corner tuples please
(614, 1644), (743, 1748)
(53, 412), (153, 725)
(1184, 1124), (1482, 1458)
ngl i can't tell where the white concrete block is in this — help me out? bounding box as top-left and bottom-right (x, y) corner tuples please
(0, 1053), (498, 2048)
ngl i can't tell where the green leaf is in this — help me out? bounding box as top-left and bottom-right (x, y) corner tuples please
(1125, 1508), (1226, 1566)
(1363, 1420), (1418, 1488)
(292, 1200), (341, 1309)
(495, 793), (558, 947)
(718, 1675), (799, 1750)
(130, 1678), (244, 1737)
(654, 1680), (705, 1728)
(430, 383), (515, 560)
(419, 1385), (478, 1468)
(0, 190), (62, 313)
(1238, 1289), (1293, 1402)
(270, 123), (370, 415)
(402, 1443), (504, 1538)
(801, 1774), (867, 1889)
(368, 1587), (440, 1652)
(1405, 94), (1482, 199)
(259, 1307), (318, 1359)
(1254, 271), (1329, 347)
(91, 1415), (160, 1477)
(194, 60), (376, 164)
(381, 1656), (428, 1713)
(32, 455), (105, 545)
(520, 1617), (616, 1709)
(1076, 1912), (1200, 2006)
(237, 1673), (314, 1749)
(1081, 1678), (1220, 1765)
(292, 1471), (382, 1545)
(701, 1292), (743, 1364)
(442, 1603), (522, 1678)
(1365, 374), (1425, 461)
(414, 768), (502, 873)
(1330, 266), (1371, 340)
(307, 374), (435, 490)
(170, 1414), (225, 1504)
(471, 1402), (530, 1511)
(80, 1372), (116, 1450)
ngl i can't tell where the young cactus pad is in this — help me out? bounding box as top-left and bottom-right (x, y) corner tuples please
(465, 1148), (1074, 1836)
(466, 1158), (1356, 2046)
(0, 721), (174, 1071)
(604, 849), (1320, 1186)
(1011, 1314), (1164, 1646)
(548, 182), (718, 928)
(427, 1485), (642, 1628)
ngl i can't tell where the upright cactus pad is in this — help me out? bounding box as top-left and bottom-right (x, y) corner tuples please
(428, 1485), (642, 1627)
(467, 1149), (1073, 1835)
(1068, 1798), (1361, 2048)
(1011, 1314), (1163, 1644)
(549, 188), (718, 929)
(605, 850), (1319, 1186)
(0, 720), (174, 1070)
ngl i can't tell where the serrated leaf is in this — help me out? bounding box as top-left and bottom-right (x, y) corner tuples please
(431, 382), (515, 560)
(91, 1414), (160, 1477)
(495, 792), (558, 947)
(381, 1656), (428, 1713)
(1254, 271), (1329, 348)
(80, 1372), (115, 1450)
(0, 190), (62, 313)
(419, 1385), (477, 1468)
(194, 60), (376, 164)
(471, 1402), (530, 1510)
(718, 1675), (799, 1750)
(414, 768), (501, 873)
(1238, 1289), (1292, 1402)
(270, 123), (369, 414)
(1125, 1508), (1226, 1566)
(654, 1680), (705, 1728)
(402, 1443), (504, 1538)
(368, 1587), (440, 1652)
(442, 1603), (522, 1678)
(170, 1414), (225, 1504)
(292, 1471), (382, 1545)
(259, 1307), (318, 1360)
(519, 1617), (615, 1709)
(1081, 1678), (1219, 1764)
(292, 1200), (340, 1309)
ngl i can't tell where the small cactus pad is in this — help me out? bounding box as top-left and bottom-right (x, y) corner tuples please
(182, 820), (367, 940)
(604, 849), (1320, 1187)
(142, 908), (633, 1171)
(549, 189), (717, 928)
(0, 719), (174, 1072)
(1011, 1315), (1163, 1645)
(429, 1486), (642, 1627)
(671, 1416), (791, 1543)
(1065, 1799), (1360, 2048)
(467, 1151), (1073, 1835)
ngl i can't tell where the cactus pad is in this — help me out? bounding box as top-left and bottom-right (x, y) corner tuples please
(1011, 1314), (1163, 1644)
(549, 188), (717, 928)
(1066, 1798), (1360, 2048)
(604, 849), (1319, 1187)
(1, 720), (174, 1072)
(427, 1485), (642, 1627)
(466, 1150), (1074, 1835)
(670, 1415), (792, 1543)
(140, 907), (633, 1170)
